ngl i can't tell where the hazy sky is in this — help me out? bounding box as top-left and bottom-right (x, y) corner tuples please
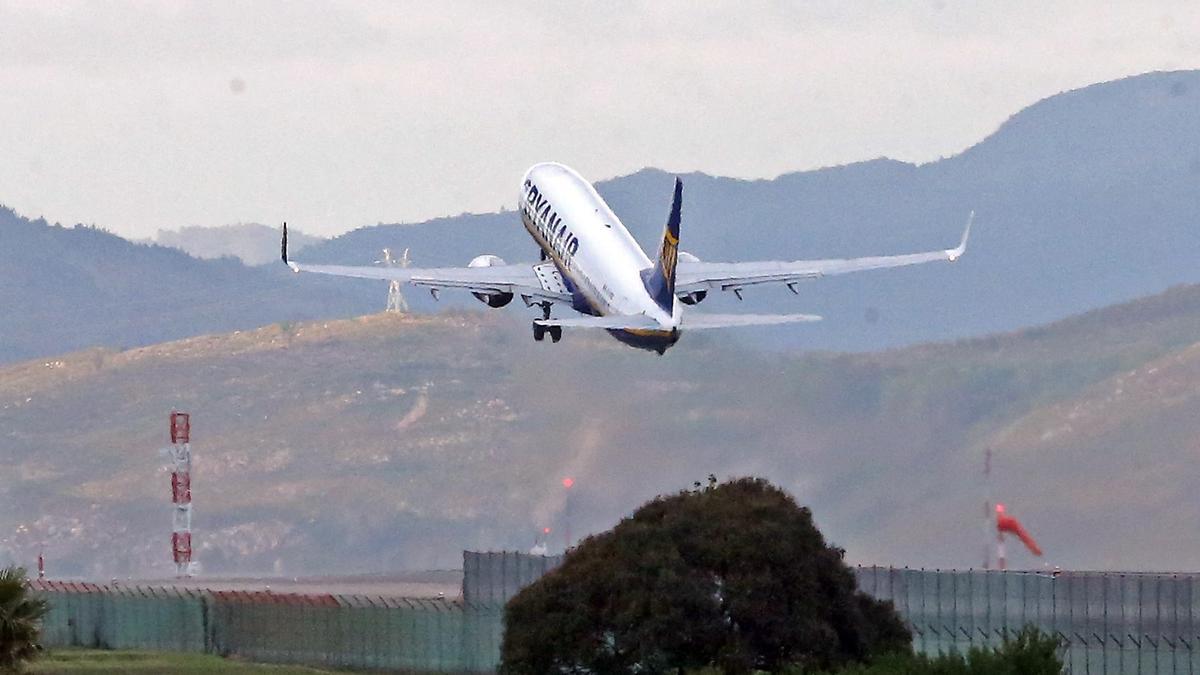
(2, 2), (1198, 238)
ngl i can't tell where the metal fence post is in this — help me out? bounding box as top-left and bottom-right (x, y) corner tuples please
(1157, 575), (1163, 675)
(935, 569), (942, 655)
(950, 570), (957, 653)
(919, 568), (927, 654)
(1113, 569), (1123, 672)
(1053, 571), (1060, 653)
(1103, 573), (1110, 675)
(984, 569), (992, 649)
(1019, 571), (1026, 636)
(966, 569), (974, 650)
(1140, 575), (1146, 675)
(1189, 574), (1196, 675)
(1174, 575), (1180, 675)
(1032, 566), (1041, 634)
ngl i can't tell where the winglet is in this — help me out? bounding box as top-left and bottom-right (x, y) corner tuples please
(946, 210), (973, 262)
(281, 222), (299, 272)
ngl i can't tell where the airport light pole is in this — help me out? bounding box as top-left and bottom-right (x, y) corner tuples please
(562, 477), (574, 552)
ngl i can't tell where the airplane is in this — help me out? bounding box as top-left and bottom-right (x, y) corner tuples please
(281, 162), (971, 354)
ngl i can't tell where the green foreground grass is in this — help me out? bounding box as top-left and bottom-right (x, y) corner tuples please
(29, 649), (339, 674)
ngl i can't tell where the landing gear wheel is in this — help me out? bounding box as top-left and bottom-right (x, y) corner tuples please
(549, 326), (562, 343)
(533, 323), (547, 342)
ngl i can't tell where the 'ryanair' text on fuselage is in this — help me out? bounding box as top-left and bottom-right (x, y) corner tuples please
(522, 179), (580, 265)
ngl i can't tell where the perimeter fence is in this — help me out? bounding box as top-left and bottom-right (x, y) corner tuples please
(31, 556), (1200, 673)
(857, 566), (1200, 674)
(35, 578), (489, 671)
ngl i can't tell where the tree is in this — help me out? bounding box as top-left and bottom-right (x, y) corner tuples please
(0, 566), (49, 672)
(500, 478), (910, 674)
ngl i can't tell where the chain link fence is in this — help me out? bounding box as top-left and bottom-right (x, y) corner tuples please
(30, 557), (1200, 673)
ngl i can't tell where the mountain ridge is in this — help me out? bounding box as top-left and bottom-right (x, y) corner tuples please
(3, 69), (1198, 363)
(290, 69), (1200, 351)
(154, 223), (322, 266)
(0, 205), (376, 363)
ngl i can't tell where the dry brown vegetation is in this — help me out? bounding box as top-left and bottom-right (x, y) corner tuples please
(5, 284), (1200, 578)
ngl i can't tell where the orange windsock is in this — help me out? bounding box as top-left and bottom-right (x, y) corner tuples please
(996, 504), (1042, 556)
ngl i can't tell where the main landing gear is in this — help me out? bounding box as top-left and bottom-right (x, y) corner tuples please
(532, 323), (561, 342)
(532, 303), (562, 343)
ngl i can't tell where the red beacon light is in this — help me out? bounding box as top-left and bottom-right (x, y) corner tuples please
(562, 477), (574, 489)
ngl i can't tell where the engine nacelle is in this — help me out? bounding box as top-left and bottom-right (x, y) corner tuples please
(676, 251), (707, 305)
(468, 255), (514, 308)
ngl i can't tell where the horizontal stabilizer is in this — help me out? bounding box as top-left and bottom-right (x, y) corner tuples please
(534, 315), (662, 330)
(534, 313), (821, 331)
(683, 313), (821, 329)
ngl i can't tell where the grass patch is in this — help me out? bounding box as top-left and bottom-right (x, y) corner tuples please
(30, 649), (338, 674)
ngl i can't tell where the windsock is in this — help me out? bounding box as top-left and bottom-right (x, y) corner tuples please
(995, 503), (1042, 556)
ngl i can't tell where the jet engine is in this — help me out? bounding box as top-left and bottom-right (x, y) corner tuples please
(676, 251), (707, 305)
(467, 255), (514, 307)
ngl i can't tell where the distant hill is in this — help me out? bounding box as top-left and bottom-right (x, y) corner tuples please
(975, 330), (1200, 571)
(297, 70), (1200, 351)
(154, 223), (322, 266)
(3, 69), (1199, 364)
(0, 207), (376, 363)
(5, 281), (1200, 577)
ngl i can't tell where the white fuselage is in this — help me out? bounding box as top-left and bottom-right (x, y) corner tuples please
(518, 163), (682, 341)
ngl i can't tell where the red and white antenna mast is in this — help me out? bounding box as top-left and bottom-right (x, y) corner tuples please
(165, 412), (193, 577)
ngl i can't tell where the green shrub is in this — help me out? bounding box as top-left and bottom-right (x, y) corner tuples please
(800, 626), (1062, 674)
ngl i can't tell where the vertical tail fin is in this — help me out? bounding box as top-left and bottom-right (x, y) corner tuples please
(642, 177), (682, 312)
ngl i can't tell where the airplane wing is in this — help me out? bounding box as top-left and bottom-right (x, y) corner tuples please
(675, 212), (972, 298)
(534, 312), (821, 330)
(281, 225), (570, 304)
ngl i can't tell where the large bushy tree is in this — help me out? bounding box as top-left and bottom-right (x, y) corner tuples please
(501, 478), (910, 674)
(0, 566), (48, 672)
